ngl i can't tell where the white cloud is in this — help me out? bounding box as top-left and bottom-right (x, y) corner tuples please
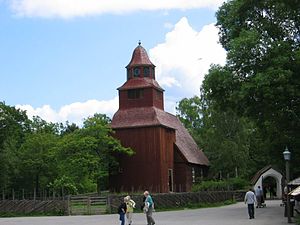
(13, 16), (226, 123)
(149, 17), (226, 97)
(164, 22), (174, 29)
(16, 97), (118, 124)
(9, 0), (224, 18)
(16, 18), (226, 122)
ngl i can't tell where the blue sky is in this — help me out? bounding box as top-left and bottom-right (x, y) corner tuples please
(0, 0), (226, 124)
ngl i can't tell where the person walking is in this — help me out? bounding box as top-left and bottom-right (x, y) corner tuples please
(255, 186), (263, 208)
(125, 195), (136, 225)
(244, 188), (257, 219)
(263, 186), (267, 200)
(143, 191), (155, 225)
(118, 197), (127, 225)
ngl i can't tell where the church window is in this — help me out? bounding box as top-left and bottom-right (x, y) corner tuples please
(133, 68), (140, 77)
(168, 169), (174, 192)
(192, 167), (195, 183)
(152, 68), (155, 79)
(144, 67), (150, 77)
(128, 89), (144, 99)
(155, 90), (162, 100)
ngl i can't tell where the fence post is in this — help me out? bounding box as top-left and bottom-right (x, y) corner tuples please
(2, 189), (5, 200)
(62, 187), (65, 200)
(12, 189), (15, 200)
(107, 195), (111, 214)
(87, 196), (91, 215)
(67, 195), (71, 216)
(33, 188), (36, 201)
(22, 189), (25, 200)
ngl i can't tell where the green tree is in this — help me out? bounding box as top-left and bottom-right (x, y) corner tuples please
(176, 96), (252, 178)
(56, 114), (133, 193)
(0, 103), (133, 194)
(176, 96), (203, 145)
(16, 117), (60, 193)
(200, 109), (253, 177)
(60, 122), (79, 135)
(0, 102), (30, 189)
(200, 0), (300, 176)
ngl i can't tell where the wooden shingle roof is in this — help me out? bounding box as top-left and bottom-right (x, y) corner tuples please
(118, 77), (163, 91)
(251, 165), (273, 185)
(126, 44), (155, 68)
(111, 107), (209, 166)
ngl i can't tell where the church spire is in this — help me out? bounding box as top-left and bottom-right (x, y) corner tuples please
(126, 43), (156, 80)
(126, 43), (154, 68)
(117, 43), (164, 110)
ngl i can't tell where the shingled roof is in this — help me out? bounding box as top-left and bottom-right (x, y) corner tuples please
(126, 44), (155, 68)
(251, 165), (273, 185)
(118, 77), (164, 91)
(111, 107), (209, 166)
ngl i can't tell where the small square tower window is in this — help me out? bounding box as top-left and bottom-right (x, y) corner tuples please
(133, 68), (140, 77)
(152, 68), (155, 79)
(144, 67), (150, 77)
(128, 89), (144, 99)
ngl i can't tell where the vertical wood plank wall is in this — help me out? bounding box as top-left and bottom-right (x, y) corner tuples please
(110, 126), (175, 193)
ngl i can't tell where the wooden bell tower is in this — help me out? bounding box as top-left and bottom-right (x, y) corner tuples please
(110, 42), (209, 193)
(118, 41), (164, 110)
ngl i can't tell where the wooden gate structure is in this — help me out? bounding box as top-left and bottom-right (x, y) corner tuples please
(67, 195), (108, 215)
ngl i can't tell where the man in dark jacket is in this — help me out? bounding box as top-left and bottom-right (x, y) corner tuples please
(118, 197), (127, 225)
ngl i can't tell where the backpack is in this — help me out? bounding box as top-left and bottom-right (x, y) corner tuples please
(118, 203), (125, 214)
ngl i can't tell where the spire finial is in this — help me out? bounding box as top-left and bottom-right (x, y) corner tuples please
(138, 40), (141, 46)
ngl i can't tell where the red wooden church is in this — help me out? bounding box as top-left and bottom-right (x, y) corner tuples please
(110, 42), (209, 193)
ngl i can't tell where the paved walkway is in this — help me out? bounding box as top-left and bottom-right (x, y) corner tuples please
(0, 200), (290, 225)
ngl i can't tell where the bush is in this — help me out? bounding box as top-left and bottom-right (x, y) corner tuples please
(227, 177), (249, 190)
(192, 178), (249, 192)
(192, 180), (228, 192)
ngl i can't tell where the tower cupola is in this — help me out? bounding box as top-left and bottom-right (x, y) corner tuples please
(126, 41), (156, 80)
(117, 42), (164, 110)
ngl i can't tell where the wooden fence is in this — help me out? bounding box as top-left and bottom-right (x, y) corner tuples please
(108, 191), (245, 213)
(0, 200), (66, 214)
(0, 191), (246, 215)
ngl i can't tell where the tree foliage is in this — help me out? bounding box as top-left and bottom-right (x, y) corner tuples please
(0, 102), (30, 188)
(215, 0), (300, 175)
(0, 103), (133, 195)
(55, 114), (133, 193)
(177, 0), (300, 179)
